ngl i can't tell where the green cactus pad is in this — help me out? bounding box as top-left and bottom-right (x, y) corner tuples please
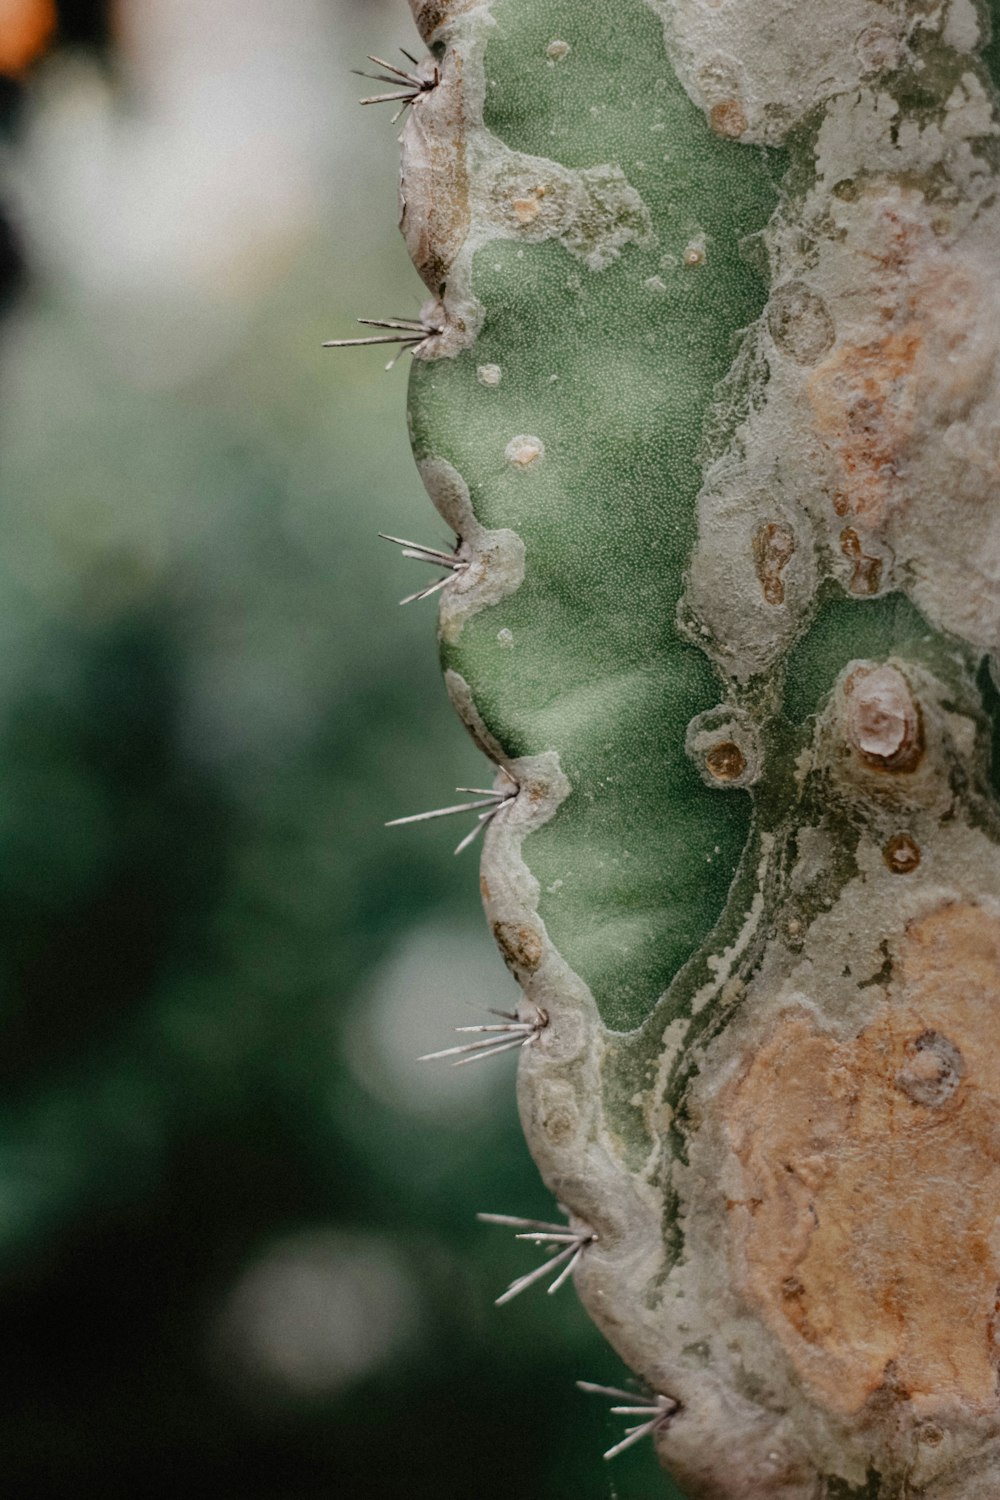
(408, 0), (781, 1029)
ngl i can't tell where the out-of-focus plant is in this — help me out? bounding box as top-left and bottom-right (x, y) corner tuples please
(0, 1), (675, 1495)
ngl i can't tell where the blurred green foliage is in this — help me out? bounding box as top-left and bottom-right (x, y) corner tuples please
(0, 1), (682, 1495)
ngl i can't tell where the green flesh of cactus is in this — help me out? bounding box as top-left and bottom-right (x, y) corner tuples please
(409, 3), (778, 1029)
(377, 0), (1000, 1493)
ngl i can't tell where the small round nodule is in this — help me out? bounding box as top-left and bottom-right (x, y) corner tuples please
(896, 1030), (965, 1109)
(855, 23), (902, 75)
(686, 705), (760, 789)
(705, 740), (747, 782)
(844, 663), (922, 772)
(504, 434), (544, 469)
(766, 280), (835, 365)
(884, 832), (921, 874)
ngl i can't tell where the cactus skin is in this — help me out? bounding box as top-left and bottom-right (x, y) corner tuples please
(392, 1), (1000, 1494)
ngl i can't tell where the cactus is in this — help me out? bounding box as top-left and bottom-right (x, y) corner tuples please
(347, 0), (1000, 1494)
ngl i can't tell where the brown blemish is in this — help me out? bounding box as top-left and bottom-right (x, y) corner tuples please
(805, 215), (992, 532)
(409, 0), (476, 43)
(883, 832), (920, 874)
(722, 902), (1000, 1417)
(479, 875), (492, 901)
(843, 663), (923, 772)
(840, 527), (883, 596)
(709, 99), (748, 139)
(705, 741), (747, 782)
(752, 520), (796, 605)
(808, 330), (920, 525)
(492, 920), (544, 972)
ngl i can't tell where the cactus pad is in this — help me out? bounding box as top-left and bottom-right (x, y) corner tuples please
(384, 0), (1000, 1493)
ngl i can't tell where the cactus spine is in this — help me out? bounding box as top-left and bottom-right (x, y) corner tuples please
(359, 0), (1000, 1493)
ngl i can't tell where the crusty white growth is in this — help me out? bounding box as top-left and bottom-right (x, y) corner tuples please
(684, 49), (1000, 678)
(503, 434), (544, 468)
(644, 0), (980, 144)
(475, 154), (652, 272)
(660, 660), (1000, 1495)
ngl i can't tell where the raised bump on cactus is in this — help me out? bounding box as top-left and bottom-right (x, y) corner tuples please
(383, 0), (1000, 1495)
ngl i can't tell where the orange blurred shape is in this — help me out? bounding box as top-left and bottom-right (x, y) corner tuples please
(0, 0), (57, 75)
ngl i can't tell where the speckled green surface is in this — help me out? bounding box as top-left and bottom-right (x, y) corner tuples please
(409, 0), (780, 1028)
(409, 0), (1000, 1037)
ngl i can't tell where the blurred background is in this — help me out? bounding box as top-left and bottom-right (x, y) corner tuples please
(0, 2), (681, 1495)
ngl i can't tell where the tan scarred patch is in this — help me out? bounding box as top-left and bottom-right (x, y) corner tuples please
(722, 902), (1000, 1418)
(492, 920), (544, 972)
(511, 186), (547, 225)
(752, 520), (795, 605)
(409, 0), (477, 44)
(399, 51), (470, 291)
(840, 527), (883, 596)
(0, 0), (55, 74)
(709, 98), (748, 139)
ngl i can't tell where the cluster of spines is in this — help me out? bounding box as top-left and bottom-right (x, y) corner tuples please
(329, 32), (680, 1465)
(353, 49), (440, 125)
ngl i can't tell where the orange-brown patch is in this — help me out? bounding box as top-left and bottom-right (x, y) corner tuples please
(752, 521), (795, 606)
(511, 185), (547, 225)
(709, 99), (748, 139)
(705, 741), (747, 782)
(840, 527), (883, 596)
(722, 902), (1000, 1417)
(808, 329), (921, 526)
